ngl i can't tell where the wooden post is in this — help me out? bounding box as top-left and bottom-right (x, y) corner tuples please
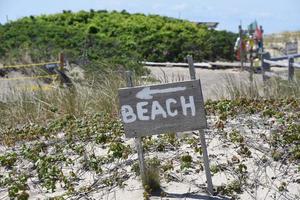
(239, 25), (244, 70)
(260, 53), (266, 82)
(187, 55), (196, 80)
(260, 52), (272, 97)
(249, 46), (254, 98)
(288, 56), (294, 81)
(59, 52), (64, 71)
(125, 71), (147, 185)
(260, 53), (271, 82)
(260, 26), (264, 53)
(187, 55), (214, 195)
(249, 51), (254, 82)
(125, 71), (134, 87)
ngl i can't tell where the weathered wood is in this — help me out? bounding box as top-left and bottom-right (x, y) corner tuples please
(187, 55), (196, 80)
(288, 57), (294, 81)
(125, 71), (147, 185)
(119, 80), (207, 138)
(270, 53), (300, 61)
(187, 55), (213, 195)
(260, 26), (264, 53)
(239, 25), (244, 70)
(142, 61), (253, 69)
(293, 62), (300, 68)
(261, 53), (267, 82)
(264, 59), (288, 67)
(135, 136), (147, 185)
(59, 53), (64, 71)
(249, 50), (254, 82)
(209, 62), (251, 68)
(141, 61), (211, 68)
(286, 41), (298, 55)
(199, 129), (214, 194)
(125, 71), (134, 87)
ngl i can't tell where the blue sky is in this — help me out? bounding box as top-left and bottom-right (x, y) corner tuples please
(0, 0), (299, 34)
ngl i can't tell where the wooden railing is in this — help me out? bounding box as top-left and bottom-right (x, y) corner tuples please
(261, 53), (300, 81)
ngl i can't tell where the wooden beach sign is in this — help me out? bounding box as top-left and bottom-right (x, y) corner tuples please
(118, 80), (207, 138)
(119, 56), (213, 195)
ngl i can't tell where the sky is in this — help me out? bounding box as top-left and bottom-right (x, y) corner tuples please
(0, 0), (299, 34)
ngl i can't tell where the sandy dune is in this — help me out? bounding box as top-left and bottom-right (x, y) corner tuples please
(147, 66), (287, 100)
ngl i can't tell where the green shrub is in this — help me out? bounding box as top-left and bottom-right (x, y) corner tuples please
(0, 10), (236, 73)
(0, 152), (17, 168)
(229, 130), (244, 144)
(180, 154), (193, 169)
(144, 157), (161, 193)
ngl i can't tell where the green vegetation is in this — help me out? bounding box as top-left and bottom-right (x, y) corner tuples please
(180, 153), (193, 169)
(206, 97), (300, 163)
(0, 112), (129, 199)
(144, 157), (161, 193)
(229, 130), (244, 144)
(0, 152), (17, 168)
(0, 64), (298, 199)
(131, 156), (161, 195)
(0, 89), (299, 198)
(217, 179), (242, 198)
(0, 10), (236, 74)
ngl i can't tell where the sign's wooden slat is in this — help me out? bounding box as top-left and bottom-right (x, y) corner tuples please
(118, 80), (207, 138)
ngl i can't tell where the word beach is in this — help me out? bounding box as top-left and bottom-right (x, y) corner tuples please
(121, 96), (196, 123)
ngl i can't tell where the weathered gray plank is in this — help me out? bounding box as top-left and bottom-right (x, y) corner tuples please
(187, 55), (213, 195)
(125, 71), (147, 185)
(270, 53), (300, 61)
(286, 41), (298, 55)
(288, 57), (294, 81)
(293, 62), (300, 68)
(118, 80), (207, 138)
(264, 59), (288, 67)
(141, 61), (211, 68)
(187, 55), (196, 80)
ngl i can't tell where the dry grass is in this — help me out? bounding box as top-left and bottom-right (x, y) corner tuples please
(265, 77), (300, 98)
(265, 31), (300, 44)
(0, 70), (126, 129)
(2, 65), (299, 130)
(218, 72), (300, 100)
(220, 74), (261, 99)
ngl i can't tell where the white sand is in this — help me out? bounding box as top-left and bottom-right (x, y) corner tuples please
(147, 66), (287, 100)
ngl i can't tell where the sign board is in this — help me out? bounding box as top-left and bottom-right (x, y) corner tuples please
(118, 80), (207, 138)
(286, 41), (298, 55)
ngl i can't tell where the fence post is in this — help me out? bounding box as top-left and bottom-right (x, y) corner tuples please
(260, 53), (266, 82)
(187, 55), (214, 195)
(249, 49), (254, 82)
(260, 26), (264, 53)
(59, 52), (64, 71)
(288, 56), (294, 81)
(239, 25), (244, 70)
(125, 71), (147, 186)
(187, 55), (196, 80)
(260, 52), (271, 82)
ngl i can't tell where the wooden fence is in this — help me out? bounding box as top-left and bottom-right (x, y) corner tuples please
(261, 53), (300, 81)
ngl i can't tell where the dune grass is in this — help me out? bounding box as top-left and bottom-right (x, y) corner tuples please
(0, 70), (126, 130)
(0, 67), (300, 199)
(217, 70), (300, 100)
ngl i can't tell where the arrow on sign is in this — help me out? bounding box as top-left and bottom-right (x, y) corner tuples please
(136, 86), (186, 100)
